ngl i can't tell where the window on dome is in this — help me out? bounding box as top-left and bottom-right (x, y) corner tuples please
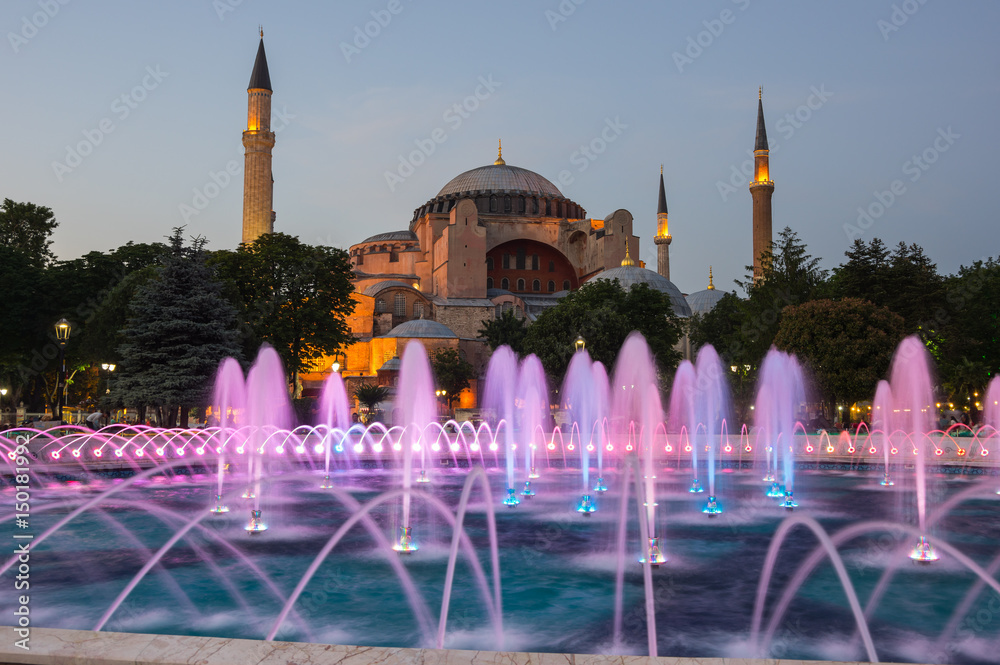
(531, 255), (539, 270)
(375, 298), (386, 313)
(516, 247), (525, 270)
(490, 196), (498, 212)
(547, 280), (555, 293)
(504, 196), (511, 212)
(486, 256), (494, 270)
(394, 294), (406, 317)
(502, 254), (510, 270)
(501, 277), (509, 290)
(563, 280), (571, 291)
(532, 279), (540, 292)
(548, 260), (555, 272)
(487, 277), (494, 289)
(517, 278), (525, 291)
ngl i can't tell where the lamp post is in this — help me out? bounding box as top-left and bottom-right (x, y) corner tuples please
(435, 389), (448, 417)
(54, 318), (71, 421)
(0, 388), (7, 428)
(101, 363), (116, 394)
(574, 335), (586, 353)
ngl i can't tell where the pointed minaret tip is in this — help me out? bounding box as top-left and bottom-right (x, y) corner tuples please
(248, 32), (272, 91)
(657, 168), (668, 216)
(494, 139), (505, 165)
(708, 266), (715, 290)
(755, 88), (768, 152)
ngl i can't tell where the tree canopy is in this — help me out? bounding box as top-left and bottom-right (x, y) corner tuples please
(0, 198), (58, 268)
(211, 233), (356, 391)
(430, 348), (476, 408)
(522, 279), (683, 380)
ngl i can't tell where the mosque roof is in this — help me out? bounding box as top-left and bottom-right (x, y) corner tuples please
(436, 164), (564, 199)
(361, 230), (418, 243)
(381, 319), (458, 339)
(590, 265), (692, 318)
(687, 288), (726, 316)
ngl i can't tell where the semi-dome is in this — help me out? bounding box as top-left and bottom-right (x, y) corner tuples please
(381, 319), (458, 339)
(437, 164), (564, 199)
(590, 264), (692, 318)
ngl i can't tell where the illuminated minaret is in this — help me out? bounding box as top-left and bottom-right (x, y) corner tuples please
(749, 87), (774, 282)
(241, 30), (275, 245)
(653, 165), (672, 280)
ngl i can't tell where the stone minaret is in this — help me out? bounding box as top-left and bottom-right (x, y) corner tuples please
(653, 166), (672, 280)
(749, 88), (774, 282)
(241, 31), (275, 245)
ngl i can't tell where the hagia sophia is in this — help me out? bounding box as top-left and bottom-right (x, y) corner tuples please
(238, 36), (773, 409)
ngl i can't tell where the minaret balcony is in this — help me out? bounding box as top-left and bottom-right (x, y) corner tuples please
(749, 179), (773, 186)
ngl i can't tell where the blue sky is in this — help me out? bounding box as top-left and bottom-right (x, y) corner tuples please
(2, 0), (997, 296)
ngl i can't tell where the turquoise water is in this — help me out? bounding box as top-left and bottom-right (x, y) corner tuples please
(4, 466), (998, 663)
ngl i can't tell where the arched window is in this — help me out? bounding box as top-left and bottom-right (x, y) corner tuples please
(504, 195), (511, 212)
(490, 196), (498, 212)
(532, 279), (540, 292)
(515, 306), (522, 318)
(563, 280), (571, 291)
(531, 255), (539, 270)
(548, 260), (555, 272)
(413, 302), (424, 319)
(375, 298), (386, 313)
(502, 301), (512, 313)
(502, 254), (510, 269)
(516, 278), (525, 291)
(394, 293), (406, 317)
(486, 256), (494, 270)
(487, 277), (494, 289)
(501, 277), (509, 290)
(547, 280), (555, 293)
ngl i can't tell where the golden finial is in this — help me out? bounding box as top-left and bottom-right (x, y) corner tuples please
(660, 164), (663, 175)
(759, 86), (762, 100)
(708, 266), (715, 290)
(259, 25), (263, 38)
(621, 243), (636, 267)
(494, 139), (505, 165)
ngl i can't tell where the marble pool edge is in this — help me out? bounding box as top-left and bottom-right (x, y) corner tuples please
(0, 627), (932, 665)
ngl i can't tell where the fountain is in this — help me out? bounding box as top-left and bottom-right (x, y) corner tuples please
(1, 334), (997, 664)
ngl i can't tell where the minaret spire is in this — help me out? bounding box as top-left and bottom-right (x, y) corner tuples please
(750, 88), (774, 282)
(654, 166), (672, 280)
(242, 34), (276, 244)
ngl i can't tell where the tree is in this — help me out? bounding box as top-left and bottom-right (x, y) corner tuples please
(523, 279), (683, 381)
(688, 291), (756, 422)
(773, 298), (906, 421)
(0, 198), (58, 268)
(115, 229), (242, 427)
(212, 233), (356, 392)
(478, 308), (527, 354)
(353, 383), (390, 423)
(430, 348), (476, 408)
(736, 226), (828, 363)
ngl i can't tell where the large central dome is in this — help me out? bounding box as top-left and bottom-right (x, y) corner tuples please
(437, 164), (564, 199)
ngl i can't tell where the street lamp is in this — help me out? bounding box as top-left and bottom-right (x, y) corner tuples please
(54, 318), (71, 421)
(574, 335), (586, 352)
(101, 363), (116, 395)
(0, 388), (7, 428)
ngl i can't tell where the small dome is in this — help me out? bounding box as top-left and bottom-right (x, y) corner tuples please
(590, 266), (692, 318)
(437, 164), (564, 199)
(382, 319), (458, 339)
(687, 288), (726, 316)
(361, 230), (418, 243)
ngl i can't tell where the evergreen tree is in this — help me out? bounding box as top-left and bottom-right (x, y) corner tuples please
(116, 229), (242, 427)
(478, 308), (527, 354)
